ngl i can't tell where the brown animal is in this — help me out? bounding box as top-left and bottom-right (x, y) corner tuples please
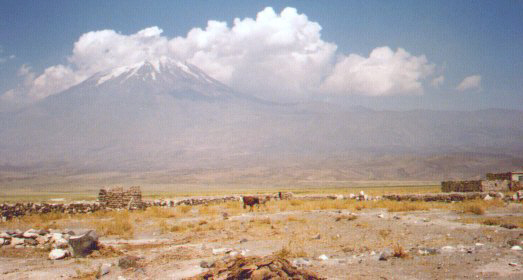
(242, 196), (260, 211)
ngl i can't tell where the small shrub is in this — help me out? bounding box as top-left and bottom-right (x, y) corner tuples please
(393, 243), (409, 259)
(462, 204), (485, 215)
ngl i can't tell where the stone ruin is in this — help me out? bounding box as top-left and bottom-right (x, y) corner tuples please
(98, 186), (144, 210)
(442, 171), (523, 193)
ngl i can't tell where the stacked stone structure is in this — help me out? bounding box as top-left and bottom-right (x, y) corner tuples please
(442, 171), (523, 193)
(98, 186), (143, 209)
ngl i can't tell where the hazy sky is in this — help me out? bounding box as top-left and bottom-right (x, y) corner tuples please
(1, 0), (522, 110)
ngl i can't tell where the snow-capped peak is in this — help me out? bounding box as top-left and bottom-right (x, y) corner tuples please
(95, 57), (203, 86)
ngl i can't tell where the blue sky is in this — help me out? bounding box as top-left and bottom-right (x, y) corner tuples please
(1, 0), (522, 110)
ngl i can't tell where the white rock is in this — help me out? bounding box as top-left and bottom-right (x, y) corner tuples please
(292, 258), (311, 267)
(240, 249), (250, 256)
(484, 195), (493, 201)
(475, 243), (484, 246)
(348, 193), (355, 199)
(0, 238), (4, 246)
(511, 245), (522, 251)
(441, 246), (456, 253)
(23, 229), (39, 239)
(318, 254), (329, 261)
(0, 232), (10, 239)
(509, 262), (518, 266)
(100, 263), (111, 276)
(117, 276), (127, 280)
(377, 213), (385, 219)
(229, 251), (239, 257)
(359, 191), (365, 196)
(49, 249), (68, 260)
(212, 248), (232, 255)
(53, 237), (69, 249)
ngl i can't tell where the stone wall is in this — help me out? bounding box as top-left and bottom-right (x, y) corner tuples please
(98, 186), (143, 209)
(1, 202), (105, 221)
(486, 172), (512, 181)
(442, 179), (515, 193)
(383, 192), (504, 202)
(480, 180), (511, 192)
(441, 180), (483, 192)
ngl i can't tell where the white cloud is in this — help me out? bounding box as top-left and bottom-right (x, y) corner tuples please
(456, 75), (481, 92)
(169, 7), (337, 100)
(2, 6), (439, 103)
(322, 47), (434, 96)
(431, 75), (444, 87)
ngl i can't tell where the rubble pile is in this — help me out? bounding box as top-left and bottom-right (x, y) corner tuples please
(190, 255), (324, 280)
(0, 229), (99, 260)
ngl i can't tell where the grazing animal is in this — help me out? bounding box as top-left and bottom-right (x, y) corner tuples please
(242, 196), (260, 211)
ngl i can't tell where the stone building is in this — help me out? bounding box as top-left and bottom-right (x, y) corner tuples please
(98, 186), (144, 209)
(442, 170), (523, 193)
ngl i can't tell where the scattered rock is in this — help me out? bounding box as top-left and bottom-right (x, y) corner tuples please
(239, 238), (248, 243)
(68, 230), (99, 257)
(501, 224), (518, 229)
(317, 254), (329, 261)
(313, 234), (321, 240)
(393, 215), (401, 220)
(118, 255), (140, 269)
(11, 238), (25, 246)
(24, 238), (38, 246)
(99, 263), (111, 277)
(377, 213), (385, 219)
(441, 246), (456, 253)
(200, 260), (213, 268)
(484, 194), (493, 201)
(418, 248), (439, 255)
(49, 249), (69, 260)
(23, 229), (39, 239)
(212, 248), (232, 255)
(509, 262), (518, 267)
(379, 248), (393, 261)
(510, 245), (522, 251)
(292, 258), (311, 267)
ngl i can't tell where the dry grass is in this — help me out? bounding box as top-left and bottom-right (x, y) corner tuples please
(90, 211), (133, 238)
(453, 199), (504, 215)
(143, 207), (177, 218)
(2, 211), (69, 230)
(459, 216), (523, 228)
(274, 241), (308, 258)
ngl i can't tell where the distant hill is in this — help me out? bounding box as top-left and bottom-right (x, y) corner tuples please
(1, 58), (522, 187)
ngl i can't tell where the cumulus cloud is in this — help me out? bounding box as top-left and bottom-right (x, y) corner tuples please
(2, 6), (439, 103)
(431, 75), (444, 87)
(322, 47), (434, 96)
(456, 75), (481, 92)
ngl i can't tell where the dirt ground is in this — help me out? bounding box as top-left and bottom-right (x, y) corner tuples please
(1, 199), (523, 279)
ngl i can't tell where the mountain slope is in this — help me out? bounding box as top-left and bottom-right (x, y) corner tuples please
(1, 60), (523, 184)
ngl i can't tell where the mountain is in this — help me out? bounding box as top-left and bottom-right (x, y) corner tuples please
(1, 59), (523, 187)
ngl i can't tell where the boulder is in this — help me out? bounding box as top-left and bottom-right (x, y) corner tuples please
(49, 249), (69, 260)
(68, 230), (99, 257)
